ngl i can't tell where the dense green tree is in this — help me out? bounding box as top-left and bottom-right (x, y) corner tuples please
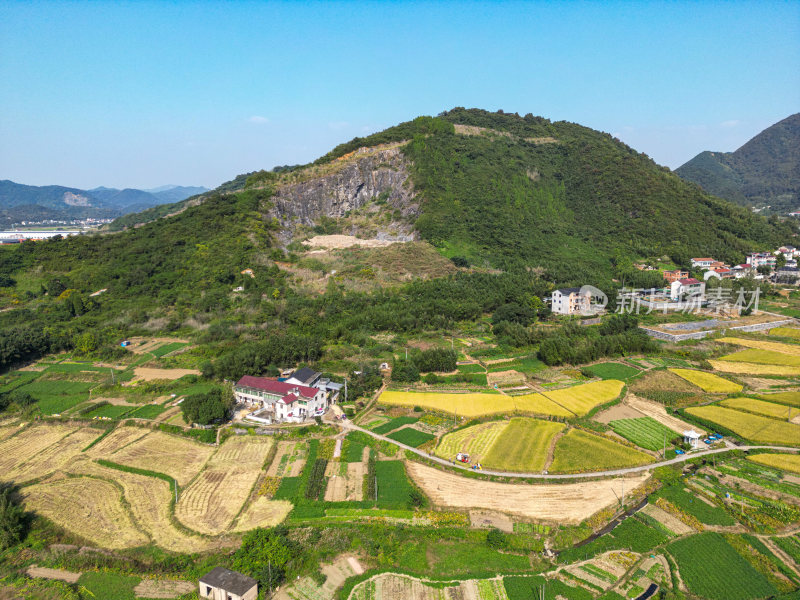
(180, 387), (231, 425)
(0, 484), (27, 550)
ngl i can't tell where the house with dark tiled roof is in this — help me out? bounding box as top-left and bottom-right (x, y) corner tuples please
(199, 567), (257, 600)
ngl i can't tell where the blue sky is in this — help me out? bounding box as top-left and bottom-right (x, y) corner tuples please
(1, 1), (798, 189)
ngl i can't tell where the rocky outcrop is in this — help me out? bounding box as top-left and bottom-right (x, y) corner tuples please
(268, 145), (418, 244)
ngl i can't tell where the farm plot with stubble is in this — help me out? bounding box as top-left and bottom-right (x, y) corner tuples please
(708, 359), (800, 377)
(0, 423), (83, 478)
(668, 368), (742, 393)
(175, 435), (273, 534)
(112, 430), (215, 485)
(549, 429), (653, 473)
(482, 418), (565, 472)
(407, 461), (650, 522)
(23, 477), (149, 549)
(718, 337), (800, 356)
(686, 405), (800, 445)
(3, 427), (102, 483)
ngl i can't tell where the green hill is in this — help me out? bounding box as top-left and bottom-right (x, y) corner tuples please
(676, 113), (800, 213)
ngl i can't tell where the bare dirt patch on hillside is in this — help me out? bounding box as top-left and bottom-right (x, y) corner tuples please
(26, 566), (81, 583)
(407, 462), (650, 523)
(133, 367), (201, 382)
(134, 579), (195, 599)
(324, 462), (365, 501)
(469, 510), (514, 532)
(305, 235), (398, 250)
(593, 403), (646, 424)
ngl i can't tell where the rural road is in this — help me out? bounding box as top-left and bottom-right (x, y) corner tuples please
(330, 417), (799, 480)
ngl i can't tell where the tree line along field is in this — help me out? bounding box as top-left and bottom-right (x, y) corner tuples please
(379, 379), (624, 418)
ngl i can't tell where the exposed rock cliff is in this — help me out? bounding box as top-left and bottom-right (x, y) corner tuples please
(267, 144), (418, 245)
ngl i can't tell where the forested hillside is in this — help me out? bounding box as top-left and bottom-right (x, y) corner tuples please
(676, 113), (800, 213)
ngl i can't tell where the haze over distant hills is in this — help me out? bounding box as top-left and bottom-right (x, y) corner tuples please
(0, 180), (208, 227)
(675, 113), (800, 214)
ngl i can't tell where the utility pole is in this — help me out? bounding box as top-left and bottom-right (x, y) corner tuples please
(110, 368), (115, 385)
(268, 559), (272, 595)
(405, 347), (408, 360)
(663, 432), (666, 459)
(344, 378), (348, 403)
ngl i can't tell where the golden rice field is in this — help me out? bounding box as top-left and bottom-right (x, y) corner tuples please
(112, 430), (215, 486)
(718, 336), (800, 356)
(175, 436), (273, 535)
(668, 368), (742, 393)
(770, 327), (800, 339)
(543, 380), (625, 416)
(686, 405), (800, 446)
(549, 429), (653, 473)
(23, 477), (149, 549)
(434, 420), (509, 461)
(747, 453), (800, 475)
(482, 418), (565, 472)
(708, 360), (800, 377)
(720, 397), (798, 420)
(719, 349), (800, 367)
(380, 380), (623, 418)
(756, 392), (800, 408)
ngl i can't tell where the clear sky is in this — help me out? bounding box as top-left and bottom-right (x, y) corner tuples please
(1, 0), (798, 190)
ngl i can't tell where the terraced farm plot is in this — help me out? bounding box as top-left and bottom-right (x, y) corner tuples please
(434, 420), (509, 461)
(379, 390), (514, 417)
(756, 391), (800, 407)
(609, 417), (677, 451)
(668, 368), (742, 393)
(112, 430), (215, 485)
(512, 392), (574, 417)
(23, 477), (148, 549)
(482, 418), (565, 472)
(720, 397), (798, 420)
(16, 379), (96, 414)
(655, 485), (736, 525)
(720, 348), (800, 367)
(176, 436), (273, 534)
(69, 457), (221, 552)
(747, 453), (800, 475)
(386, 427), (435, 448)
(371, 416), (419, 434)
(549, 429), (654, 473)
(4, 427), (101, 483)
(84, 426), (150, 457)
(0, 423), (80, 477)
(126, 404), (167, 419)
(83, 403), (135, 419)
(407, 461), (650, 522)
(232, 497), (293, 531)
(150, 342), (189, 357)
(324, 461), (365, 501)
(267, 441), (306, 477)
(718, 336), (800, 356)
(543, 379), (625, 416)
(770, 327), (800, 339)
(584, 362), (640, 380)
(686, 405), (800, 445)
(709, 359), (800, 377)
(666, 532), (776, 600)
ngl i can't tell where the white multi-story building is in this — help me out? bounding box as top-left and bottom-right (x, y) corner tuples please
(747, 253), (776, 269)
(670, 278), (705, 301)
(549, 287), (591, 315)
(234, 376), (328, 423)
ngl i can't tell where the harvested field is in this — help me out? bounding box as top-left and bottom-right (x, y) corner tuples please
(631, 369), (699, 393)
(720, 397), (798, 419)
(434, 420), (509, 462)
(487, 370), (525, 385)
(668, 369), (742, 393)
(470, 510), (514, 532)
(176, 436), (273, 534)
(483, 419), (565, 472)
(0, 422), (20, 442)
(267, 441), (307, 477)
(324, 461), (365, 501)
(4, 427), (100, 483)
(747, 453), (800, 475)
(686, 405), (800, 445)
(68, 457), (218, 553)
(112, 431), (215, 485)
(640, 503), (693, 535)
(126, 337), (190, 354)
(133, 367), (201, 381)
(23, 477), (148, 549)
(0, 423), (80, 477)
(543, 379), (625, 416)
(133, 579), (195, 599)
(549, 429), (653, 473)
(407, 462), (650, 522)
(626, 395), (705, 435)
(232, 498), (293, 531)
(593, 403), (646, 424)
(708, 359), (800, 376)
(720, 348), (800, 367)
(718, 337), (800, 356)
(85, 426), (150, 457)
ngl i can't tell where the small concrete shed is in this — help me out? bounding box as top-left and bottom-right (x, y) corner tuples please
(199, 567), (258, 600)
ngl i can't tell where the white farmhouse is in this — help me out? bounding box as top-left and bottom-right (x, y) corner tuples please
(669, 278), (705, 301)
(234, 375), (328, 423)
(549, 287), (591, 315)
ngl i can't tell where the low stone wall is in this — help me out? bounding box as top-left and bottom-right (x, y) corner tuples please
(641, 318), (796, 343)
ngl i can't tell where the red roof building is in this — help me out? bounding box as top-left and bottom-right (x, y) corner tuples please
(235, 375), (317, 399)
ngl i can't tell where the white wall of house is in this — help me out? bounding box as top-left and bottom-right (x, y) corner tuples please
(550, 290), (590, 315)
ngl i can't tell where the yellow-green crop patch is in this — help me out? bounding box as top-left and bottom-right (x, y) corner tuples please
(668, 369), (742, 393)
(686, 405), (800, 446)
(379, 390), (513, 418)
(434, 421), (509, 461)
(512, 393), (574, 417)
(719, 349), (800, 367)
(720, 397), (798, 420)
(718, 337), (800, 356)
(543, 379), (625, 416)
(756, 391), (800, 408)
(708, 359), (800, 376)
(482, 419), (565, 472)
(747, 453), (800, 475)
(770, 327), (800, 339)
(549, 429), (653, 473)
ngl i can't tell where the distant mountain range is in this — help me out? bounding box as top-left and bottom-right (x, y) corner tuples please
(676, 113), (800, 214)
(0, 180), (208, 227)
